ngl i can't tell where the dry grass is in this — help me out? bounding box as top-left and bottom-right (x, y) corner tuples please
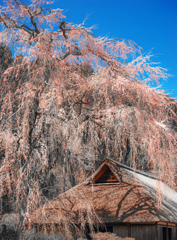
(91, 232), (135, 240)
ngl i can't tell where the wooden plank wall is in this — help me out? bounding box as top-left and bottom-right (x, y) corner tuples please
(172, 227), (176, 240)
(130, 225), (156, 240)
(113, 224), (156, 240)
(113, 223), (177, 240)
(113, 225), (129, 238)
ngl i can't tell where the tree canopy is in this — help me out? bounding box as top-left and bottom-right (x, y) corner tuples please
(0, 0), (177, 238)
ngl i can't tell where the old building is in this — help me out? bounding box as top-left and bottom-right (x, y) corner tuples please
(32, 158), (177, 240)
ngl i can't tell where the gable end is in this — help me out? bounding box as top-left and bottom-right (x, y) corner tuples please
(93, 165), (119, 184)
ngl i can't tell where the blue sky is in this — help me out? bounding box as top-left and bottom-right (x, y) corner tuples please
(0, 0), (176, 98)
(50, 0), (177, 99)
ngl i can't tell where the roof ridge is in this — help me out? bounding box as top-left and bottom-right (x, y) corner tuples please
(105, 157), (158, 180)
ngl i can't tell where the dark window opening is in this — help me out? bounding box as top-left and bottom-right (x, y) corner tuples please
(168, 228), (172, 240)
(95, 167), (118, 184)
(99, 225), (113, 233)
(162, 227), (166, 240)
(85, 225), (113, 239)
(162, 227), (172, 240)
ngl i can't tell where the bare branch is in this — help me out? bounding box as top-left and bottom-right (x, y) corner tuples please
(59, 21), (68, 40)
(28, 7), (40, 34)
